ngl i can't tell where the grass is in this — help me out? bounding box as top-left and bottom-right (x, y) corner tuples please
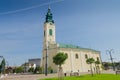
(40, 74), (120, 80)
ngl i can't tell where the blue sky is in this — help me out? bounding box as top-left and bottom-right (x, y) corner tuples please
(0, 0), (120, 66)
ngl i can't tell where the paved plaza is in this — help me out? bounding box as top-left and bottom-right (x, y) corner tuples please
(0, 73), (57, 80)
(0, 71), (116, 80)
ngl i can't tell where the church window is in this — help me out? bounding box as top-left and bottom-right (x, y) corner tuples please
(97, 57), (99, 61)
(75, 54), (78, 59)
(49, 29), (52, 36)
(85, 54), (88, 59)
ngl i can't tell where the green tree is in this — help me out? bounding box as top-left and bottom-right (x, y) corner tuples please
(95, 60), (100, 74)
(53, 52), (68, 80)
(48, 66), (53, 73)
(86, 58), (95, 76)
(28, 67), (34, 73)
(103, 62), (110, 70)
(0, 64), (2, 74)
(0, 58), (6, 74)
(34, 66), (42, 74)
(14, 67), (24, 73)
(39, 67), (43, 74)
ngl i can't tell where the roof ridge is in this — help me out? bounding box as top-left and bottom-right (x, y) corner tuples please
(58, 43), (100, 52)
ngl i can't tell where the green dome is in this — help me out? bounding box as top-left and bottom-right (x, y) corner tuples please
(45, 8), (54, 23)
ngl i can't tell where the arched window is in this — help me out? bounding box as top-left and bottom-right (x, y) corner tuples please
(49, 29), (52, 36)
(85, 54), (88, 59)
(75, 54), (78, 59)
(97, 57), (99, 61)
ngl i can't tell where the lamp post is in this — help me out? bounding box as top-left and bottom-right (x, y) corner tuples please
(45, 42), (49, 76)
(45, 49), (48, 76)
(106, 49), (115, 71)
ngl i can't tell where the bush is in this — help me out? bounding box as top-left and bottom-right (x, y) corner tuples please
(28, 67), (34, 72)
(14, 67), (24, 73)
(34, 66), (42, 74)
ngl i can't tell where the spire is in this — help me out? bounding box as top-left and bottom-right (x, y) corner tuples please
(45, 8), (54, 23)
(48, 5), (50, 10)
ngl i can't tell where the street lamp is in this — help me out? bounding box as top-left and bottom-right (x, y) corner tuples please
(45, 42), (49, 76)
(106, 49), (115, 71)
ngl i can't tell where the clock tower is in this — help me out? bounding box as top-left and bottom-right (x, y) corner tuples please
(42, 8), (56, 74)
(43, 8), (56, 49)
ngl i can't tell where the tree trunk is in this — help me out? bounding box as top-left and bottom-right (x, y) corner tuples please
(98, 65), (100, 74)
(95, 64), (98, 74)
(90, 64), (93, 76)
(58, 65), (64, 80)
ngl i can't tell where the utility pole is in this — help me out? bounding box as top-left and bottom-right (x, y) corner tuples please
(45, 42), (48, 76)
(106, 49), (115, 71)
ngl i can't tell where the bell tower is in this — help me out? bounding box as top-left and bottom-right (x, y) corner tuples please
(43, 8), (56, 49)
(42, 8), (56, 75)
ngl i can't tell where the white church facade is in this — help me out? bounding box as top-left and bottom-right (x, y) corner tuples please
(42, 8), (102, 73)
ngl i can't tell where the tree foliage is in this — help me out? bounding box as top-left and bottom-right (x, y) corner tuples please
(86, 58), (95, 64)
(28, 67), (34, 72)
(0, 58), (6, 74)
(95, 60), (100, 64)
(53, 52), (68, 80)
(0, 64), (2, 73)
(86, 58), (95, 76)
(48, 66), (53, 73)
(95, 60), (101, 74)
(14, 67), (24, 73)
(53, 52), (68, 66)
(34, 66), (42, 74)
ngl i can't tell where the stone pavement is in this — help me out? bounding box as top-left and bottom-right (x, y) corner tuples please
(0, 70), (116, 80)
(0, 73), (57, 80)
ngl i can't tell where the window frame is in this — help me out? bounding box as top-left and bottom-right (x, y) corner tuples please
(75, 54), (79, 59)
(49, 29), (52, 36)
(85, 54), (88, 59)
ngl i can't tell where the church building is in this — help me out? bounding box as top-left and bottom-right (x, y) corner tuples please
(42, 8), (101, 73)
